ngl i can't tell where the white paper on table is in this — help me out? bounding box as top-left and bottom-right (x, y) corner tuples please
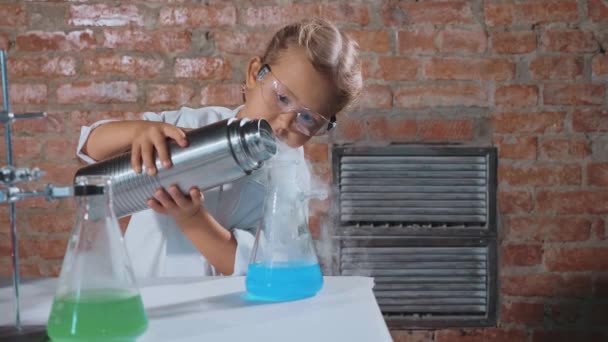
(0, 276), (391, 342)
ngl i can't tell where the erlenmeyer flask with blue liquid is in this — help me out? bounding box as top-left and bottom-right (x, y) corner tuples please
(245, 160), (323, 301)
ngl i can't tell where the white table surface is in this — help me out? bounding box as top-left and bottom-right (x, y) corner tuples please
(0, 276), (391, 342)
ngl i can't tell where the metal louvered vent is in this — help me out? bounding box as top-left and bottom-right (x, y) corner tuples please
(332, 146), (497, 328)
(341, 155), (488, 225)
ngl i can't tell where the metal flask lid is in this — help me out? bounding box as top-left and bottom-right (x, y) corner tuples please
(230, 118), (277, 173)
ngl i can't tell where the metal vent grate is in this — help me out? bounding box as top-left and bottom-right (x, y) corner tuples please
(332, 146), (497, 328)
(341, 155), (489, 225)
(338, 238), (496, 328)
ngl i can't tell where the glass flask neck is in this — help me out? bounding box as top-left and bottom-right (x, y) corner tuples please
(74, 175), (115, 221)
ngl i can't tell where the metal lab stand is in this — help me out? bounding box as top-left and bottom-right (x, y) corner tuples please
(0, 50), (74, 340)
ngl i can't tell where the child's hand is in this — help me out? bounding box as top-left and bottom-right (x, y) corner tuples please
(148, 185), (203, 222)
(132, 122), (189, 175)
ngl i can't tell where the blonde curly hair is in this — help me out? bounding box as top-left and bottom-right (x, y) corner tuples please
(262, 17), (363, 115)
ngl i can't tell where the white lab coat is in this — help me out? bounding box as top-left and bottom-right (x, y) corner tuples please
(76, 106), (310, 278)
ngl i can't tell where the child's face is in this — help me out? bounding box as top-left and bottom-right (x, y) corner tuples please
(239, 47), (337, 148)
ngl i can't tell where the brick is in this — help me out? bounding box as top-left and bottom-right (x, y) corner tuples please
(498, 190), (534, 214)
(546, 247), (608, 271)
(418, 119), (473, 141)
(398, 30), (438, 54)
(358, 85), (392, 109)
(532, 331), (607, 342)
(540, 138), (591, 160)
(309, 163), (331, 187)
(548, 303), (585, 326)
(16, 30), (96, 52)
(159, 5), (236, 27)
(543, 84), (605, 106)
(0, 4), (26, 26)
(366, 117), (417, 141)
(174, 57), (231, 80)
(574, 109), (608, 132)
(589, 0), (608, 23)
(241, 3), (369, 27)
(333, 116), (364, 142)
(12, 112), (64, 133)
(15, 195), (60, 210)
(25, 213), (73, 234)
(318, 3), (370, 26)
(537, 191), (608, 214)
(438, 29), (487, 54)
(20, 239), (67, 260)
(484, 1), (578, 27)
(67, 111), (102, 132)
(118, 217), (131, 235)
(493, 136), (537, 160)
(147, 84), (194, 107)
(541, 29), (599, 53)
(391, 330), (434, 342)
(3, 137), (43, 160)
(68, 111), (140, 130)
(10, 263), (44, 278)
(492, 111), (564, 133)
(504, 217), (592, 243)
(47, 263), (62, 277)
(103, 29), (191, 53)
(346, 30), (390, 53)
(424, 57), (515, 81)
(502, 273), (592, 297)
(200, 84), (242, 107)
(597, 30), (608, 51)
(592, 55), (608, 77)
(383, 1), (475, 25)
(375, 57), (420, 81)
(502, 244), (543, 266)
(38, 239), (67, 260)
(304, 143), (328, 163)
(83, 55), (164, 78)
(57, 81), (137, 104)
(594, 274), (608, 297)
(499, 163), (581, 186)
(593, 218), (606, 240)
(3, 84), (48, 105)
(589, 163), (608, 186)
(37, 162), (80, 185)
(308, 215), (321, 240)
(395, 84), (487, 108)
(0, 33), (8, 50)
(529, 55), (583, 80)
(436, 328), (527, 342)
(495, 85), (538, 108)
(0, 235), (9, 255)
(491, 31), (536, 54)
(8, 56), (76, 78)
(44, 138), (79, 162)
(361, 58), (375, 80)
(213, 31), (271, 56)
(69, 4), (143, 27)
(501, 302), (544, 325)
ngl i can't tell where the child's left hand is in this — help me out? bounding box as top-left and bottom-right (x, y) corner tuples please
(148, 185), (203, 222)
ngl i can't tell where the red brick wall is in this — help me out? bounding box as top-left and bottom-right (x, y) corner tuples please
(0, 1), (607, 340)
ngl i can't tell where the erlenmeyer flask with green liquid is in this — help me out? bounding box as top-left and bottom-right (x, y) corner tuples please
(47, 176), (148, 342)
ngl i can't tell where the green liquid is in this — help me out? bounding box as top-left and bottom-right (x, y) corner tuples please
(47, 289), (148, 342)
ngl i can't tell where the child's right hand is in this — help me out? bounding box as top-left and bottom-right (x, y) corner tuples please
(131, 122), (189, 175)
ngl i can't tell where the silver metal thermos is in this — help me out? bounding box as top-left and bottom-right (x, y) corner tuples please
(75, 118), (277, 217)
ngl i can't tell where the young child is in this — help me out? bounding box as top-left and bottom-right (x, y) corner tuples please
(76, 17), (362, 278)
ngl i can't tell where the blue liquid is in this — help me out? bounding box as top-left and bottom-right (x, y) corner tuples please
(246, 262), (324, 301)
